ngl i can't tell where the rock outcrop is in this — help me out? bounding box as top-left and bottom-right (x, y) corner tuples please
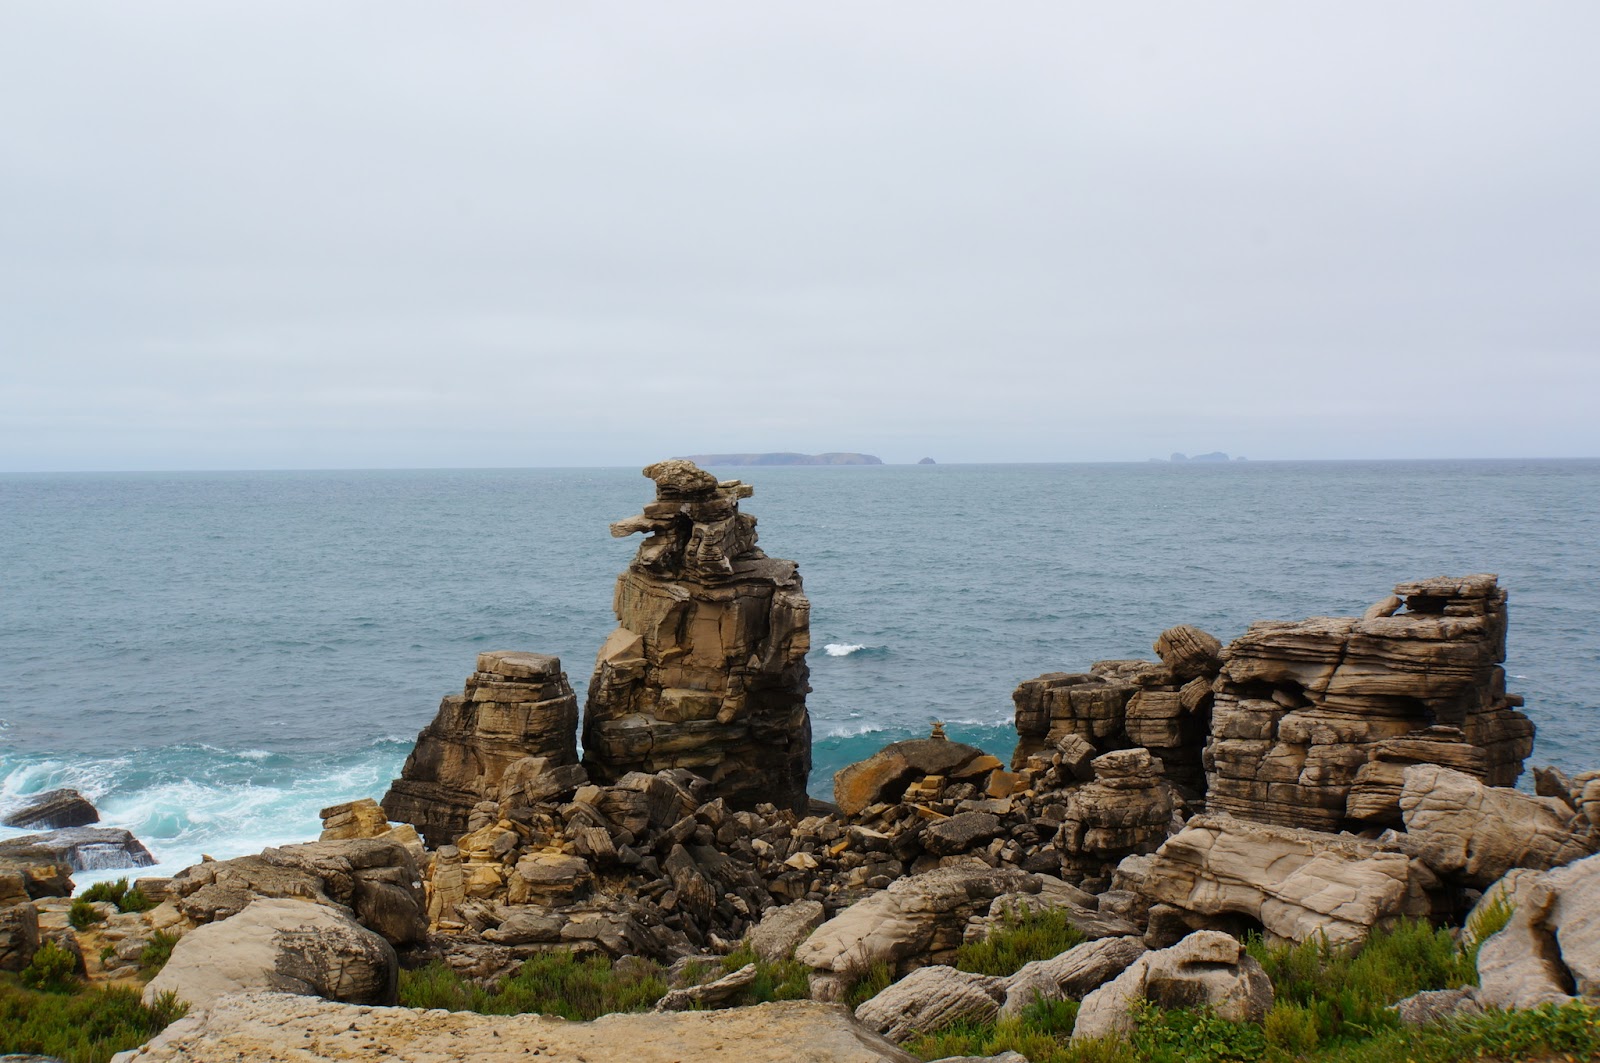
(112, 993), (919, 1063)
(1206, 575), (1533, 831)
(382, 651), (581, 847)
(582, 461), (812, 813)
(1012, 625), (1223, 797)
(1474, 851), (1600, 1010)
(2, 788), (99, 830)
(1057, 749), (1181, 891)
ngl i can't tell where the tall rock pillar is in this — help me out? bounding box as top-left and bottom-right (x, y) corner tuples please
(582, 460), (812, 813)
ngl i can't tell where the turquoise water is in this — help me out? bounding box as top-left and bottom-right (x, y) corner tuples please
(2, 460), (1597, 882)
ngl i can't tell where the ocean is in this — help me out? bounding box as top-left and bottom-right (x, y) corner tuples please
(3, 460), (1597, 886)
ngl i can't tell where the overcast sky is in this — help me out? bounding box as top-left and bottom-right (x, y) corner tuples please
(2, 3), (1596, 470)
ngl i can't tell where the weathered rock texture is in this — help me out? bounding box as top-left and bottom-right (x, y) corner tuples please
(1012, 625), (1223, 797)
(2, 788), (99, 830)
(1072, 930), (1273, 1042)
(1398, 764), (1597, 888)
(582, 461), (812, 813)
(143, 897), (398, 1010)
(1057, 749), (1180, 890)
(1474, 851), (1600, 1010)
(1118, 813), (1427, 946)
(0, 828), (153, 872)
(382, 651), (580, 847)
(111, 993), (919, 1063)
(1206, 575), (1533, 831)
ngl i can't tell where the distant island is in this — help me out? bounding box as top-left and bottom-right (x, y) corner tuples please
(678, 452), (883, 466)
(1159, 452), (1248, 463)
(917, 457), (936, 465)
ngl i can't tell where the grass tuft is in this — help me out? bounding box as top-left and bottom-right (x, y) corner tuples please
(954, 906), (1088, 977)
(0, 974), (187, 1063)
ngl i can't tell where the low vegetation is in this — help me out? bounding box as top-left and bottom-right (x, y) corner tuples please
(0, 973), (187, 1063)
(954, 906), (1088, 977)
(80, 877), (157, 914)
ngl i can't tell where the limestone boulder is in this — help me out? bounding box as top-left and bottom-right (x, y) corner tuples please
(1057, 749), (1180, 888)
(1152, 625), (1223, 680)
(1073, 931), (1272, 1042)
(1124, 813), (1424, 946)
(855, 965), (1007, 1043)
(1399, 764), (1594, 887)
(2, 788), (99, 830)
(143, 897), (398, 1010)
(111, 993), (919, 1063)
(382, 651), (582, 847)
(999, 936), (1147, 1019)
(748, 899), (826, 963)
(797, 865), (1037, 981)
(1476, 851), (1600, 1009)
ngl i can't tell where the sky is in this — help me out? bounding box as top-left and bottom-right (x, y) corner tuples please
(2, 3), (1597, 470)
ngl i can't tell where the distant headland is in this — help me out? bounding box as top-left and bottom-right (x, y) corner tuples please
(677, 451), (883, 466)
(1154, 451), (1248, 463)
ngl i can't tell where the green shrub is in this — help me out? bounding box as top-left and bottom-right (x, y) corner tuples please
(1247, 919), (1473, 1045)
(1460, 892), (1515, 977)
(138, 931), (180, 980)
(904, 998), (1087, 1063)
(68, 899), (105, 932)
(0, 976), (187, 1062)
(399, 951), (667, 1019)
(955, 906), (1088, 977)
(1129, 1004), (1267, 1063)
(80, 879), (156, 915)
(20, 942), (80, 994)
(842, 960), (895, 1009)
(718, 945), (811, 1003)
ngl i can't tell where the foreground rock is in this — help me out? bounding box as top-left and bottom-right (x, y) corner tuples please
(1073, 931), (1273, 1042)
(0, 828), (153, 872)
(2, 788), (99, 830)
(1475, 851), (1600, 1010)
(382, 651), (582, 847)
(142, 898), (397, 1010)
(111, 993), (918, 1063)
(582, 460), (813, 813)
(1119, 813), (1425, 946)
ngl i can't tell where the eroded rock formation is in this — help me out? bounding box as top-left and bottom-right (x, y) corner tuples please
(382, 652), (580, 847)
(582, 460), (812, 813)
(1206, 575), (1533, 831)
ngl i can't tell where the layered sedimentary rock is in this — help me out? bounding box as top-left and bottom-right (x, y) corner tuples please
(382, 651), (580, 847)
(1012, 625), (1221, 796)
(1205, 575), (1533, 831)
(1057, 749), (1180, 890)
(1118, 812), (1427, 946)
(582, 461), (812, 813)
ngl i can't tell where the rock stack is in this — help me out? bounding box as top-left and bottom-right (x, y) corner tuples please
(1057, 749), (1181, 890)
(582, 460), (812, 814)
(382, 652), (581, 847)
(1206, 574), (1533, 831)
(1011, 624), (1222, 797)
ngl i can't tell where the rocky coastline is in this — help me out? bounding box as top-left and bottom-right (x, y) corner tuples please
(5, 461), (1599, 1062)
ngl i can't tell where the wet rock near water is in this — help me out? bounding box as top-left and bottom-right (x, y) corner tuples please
(2, 789), (99, 831)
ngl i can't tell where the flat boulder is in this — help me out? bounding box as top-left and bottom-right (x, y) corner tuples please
(142, 897), (397, 1010)
(748, 899), (826, 963)
(855, 965), (1006, 1044)
(1122, 813), (1423, 946)
(1476, 851), (1600, 1010)
(2, 789), (99, 830)
(111, 993), (920, 1063)
(834, 740), (985, 817)
(999, 936), (1147, 1019)
(0, 828), (153, 873)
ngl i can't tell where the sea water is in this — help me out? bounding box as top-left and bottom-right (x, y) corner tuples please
(2, 460), (1597, 886)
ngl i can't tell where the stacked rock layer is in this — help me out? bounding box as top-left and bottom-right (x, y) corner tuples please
(382, 652), (580, 847)
(1206, 574), (1533, 831)
(582, 460), (812, 814)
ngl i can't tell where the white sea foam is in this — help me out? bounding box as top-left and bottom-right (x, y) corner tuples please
(823, 721), (887, 737)
(823, 643), (867, 657)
